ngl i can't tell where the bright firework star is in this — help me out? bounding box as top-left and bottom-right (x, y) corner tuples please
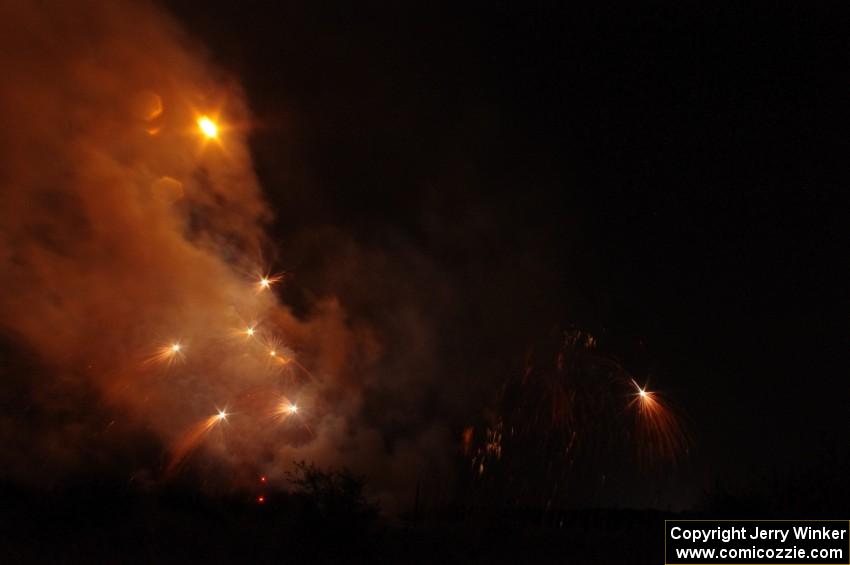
(167, 409), (230, 474)
(275, 399), (312, 435)
(256, 273), (283, 292)
(631, 378), (651, 400)
(229, 323), (258, 340)
(628, 378), (687, 464)
(145, 340), (185, 367)
(267, 343), (292, 365)
(197, 116), (218, 139)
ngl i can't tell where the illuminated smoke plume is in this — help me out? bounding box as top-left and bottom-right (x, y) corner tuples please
(0, 0), (450, 509)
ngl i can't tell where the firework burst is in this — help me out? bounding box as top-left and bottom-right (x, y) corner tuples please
(628, 379), (688, 465)
(466, 329), (689, 506)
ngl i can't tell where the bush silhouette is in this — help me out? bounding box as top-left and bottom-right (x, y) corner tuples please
(286, 461), (379, 534)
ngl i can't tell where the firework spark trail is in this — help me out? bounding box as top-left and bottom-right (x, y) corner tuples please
(629, 379), (688, 465)
(164, 377), (316, 474)
(272, 396), (314, 436)
(144, 342), (186, 368)
(285, 357), (321, 384)
(257, 273), (284, 293)
(167, 412), (228, 474)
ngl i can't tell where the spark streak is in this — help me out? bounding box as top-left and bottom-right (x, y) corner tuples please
(256, 273), (283, 292)
(145, 341), (185, 367)
(167, 410), (229, 474)
(272, 397), (313, 435)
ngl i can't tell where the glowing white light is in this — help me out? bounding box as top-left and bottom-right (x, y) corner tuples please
(197, 116), (218, 138)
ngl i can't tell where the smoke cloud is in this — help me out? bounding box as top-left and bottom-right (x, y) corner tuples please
(0, 0), (454, 509)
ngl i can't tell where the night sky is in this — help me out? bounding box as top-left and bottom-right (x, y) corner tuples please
(0, 1), (846, 523)
(167, 1), (847, 503)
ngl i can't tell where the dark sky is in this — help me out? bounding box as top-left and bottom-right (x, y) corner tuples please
(167, 2), (847, 502)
